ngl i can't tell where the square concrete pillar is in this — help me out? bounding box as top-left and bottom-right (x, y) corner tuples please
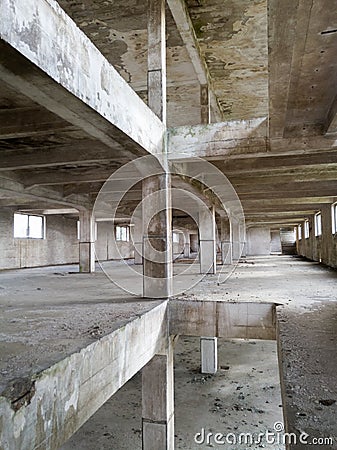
(183, 231), (191, 258)
(132, 217), (143, 265)
(201, 337), (218, 374)
(142, 174), (172, 298)
(143, 0), (172, 298)
(79, 210), (95, 272)
(142, 347), (174, 450)
(231, 217), (242, 261)
(221, 241), (232, 265)
(199, 207), (216, 274)
(200, 84), (210, 124)
(220, 217), (232, 265)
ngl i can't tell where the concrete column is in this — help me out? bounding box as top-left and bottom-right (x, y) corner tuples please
(201, 337), (218, 374)
(220, 217), (232, 265)
(199, 206), (216, 274)
(142, 344), (174, 450)
(321, 204), (333, 266)
(183, 230), (190, 258)
(132, 217), (143, 265)
(142, 175), (172, 297)
(308, 215), (316, 260)
(143, 0), (172, 298)
(79, 210), (95, 273)
(190, 233), (198, 253)
(148, 0), (166, 122)
(231, 216), (242, 261)
(200, 84), (210, 125)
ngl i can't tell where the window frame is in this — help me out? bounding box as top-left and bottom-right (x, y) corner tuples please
(298, 224), (302, 240)
(115, 225), (130, 242)
(304, 219), (310, 239)
(14, 213), (45, 239)
(314, 212), (322, 237)
(332, 202), (337, 235)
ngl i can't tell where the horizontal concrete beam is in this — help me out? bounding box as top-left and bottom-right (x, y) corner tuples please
(0, 143), (120, 171)
(0, 0), (165, 157)
(0, 301), (168, 450)
(168, 118), (268, 160)
(169, 300), (276, 340)
(242, 197), (337, 206)
(168, 120), (337, 162)
(239, 189), (337, 200)
(166, 0), (222, 121)
(0, 108), (74, 138)
(268, 0), (300, 139)
(0, 174), (91, 210)
(215, 152), (337, 173)
(22, 168), (120, 187)
(227, 167), (337, 184)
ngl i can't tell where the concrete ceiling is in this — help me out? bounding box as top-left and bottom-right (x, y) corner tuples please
(186, 0), (268, 119)
(0, 0), (336, 228)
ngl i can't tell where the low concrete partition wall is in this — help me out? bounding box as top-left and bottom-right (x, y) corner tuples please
(0, 302), (169, 450)
(169, 300), (277, 340)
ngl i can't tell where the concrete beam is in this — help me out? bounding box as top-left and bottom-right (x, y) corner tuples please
(223, 156), (337, 174)
(21, 167), (118, 188)
(167, 121), (337, 160)
(0, 301), (168, 450)
(168, 119), (268, 160)
(0, 107), (74, 138)
(268, 0), (300, 138)
(0, 174), (91, 210)
(242, 197), (337, 206)
(0, 144), (121, 171)
(0, 0), (165, 157)
(169, 300), (276, 340)
(166, 0), (222, 121)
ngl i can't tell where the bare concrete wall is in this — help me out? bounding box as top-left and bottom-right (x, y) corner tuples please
(0, 209), (78, 270)
(298, 207), (337, 268)
(95, 222), (134, 261)
(270, 230), (282, 253)
(246, 226), (271, 256)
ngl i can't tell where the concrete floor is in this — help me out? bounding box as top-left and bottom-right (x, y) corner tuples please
(0, 255), (336, 448)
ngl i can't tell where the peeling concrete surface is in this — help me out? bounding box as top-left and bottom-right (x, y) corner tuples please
(186, 0), (268, 120)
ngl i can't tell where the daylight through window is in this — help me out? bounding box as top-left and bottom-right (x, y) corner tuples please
(14, 213), (44, 239)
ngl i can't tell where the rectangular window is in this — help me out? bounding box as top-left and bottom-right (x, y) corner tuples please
(116, 225), (129, 242)
(332, 203), (337, 234)
(173, 232), (180, 243)
(314, 212), (322, 237)
(14, 213), (44, 239)
(304, 220), (310, 239)
(298, 225), (302, 240)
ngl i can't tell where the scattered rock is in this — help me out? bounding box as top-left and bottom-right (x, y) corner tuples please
(319, 399), (336, 406)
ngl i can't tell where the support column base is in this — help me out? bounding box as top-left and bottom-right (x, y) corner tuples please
(79, 242), (95, 273)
